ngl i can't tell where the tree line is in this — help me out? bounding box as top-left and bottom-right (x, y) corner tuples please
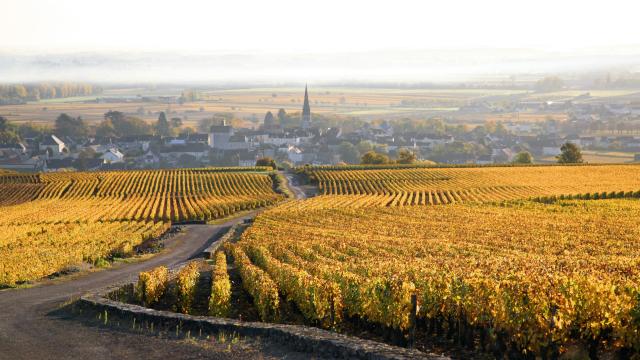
(0, 111), (186, 144)
(0, 83), (103, 104)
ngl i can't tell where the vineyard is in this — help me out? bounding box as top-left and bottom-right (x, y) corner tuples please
(0, 168), (283, 286)
(304, 164), (640, 205)
(229, 197), (640, 357)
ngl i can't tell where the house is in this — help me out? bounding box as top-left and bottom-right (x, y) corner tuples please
(238, 151), (257, 167)
(141, 150), (160, 166)
(0, 155), (45, 171)
(0, 142), (27, 157)
(412, 134), (454, 149)
(101, 148), (125, 163)
(579, 136), (597, 148)
(476, 155), (493, 165)
(161, 143), (209, 161)
(635, 154), (640, 162)
(491, 148), (515, 163)
(225, 135), (251, 150)
(39, 135), (68, 158)
(285, 145), (304, 163)
(208, 121), (234, 149)
(263, 133), (302, 146)
(119, 135), (156, 152)
(179, 133), (209, 144)
(44, 158), (76, 172)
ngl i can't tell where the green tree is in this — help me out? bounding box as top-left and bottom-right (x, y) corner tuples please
(55, 113), (88, 138)
(557, 142), (583, 164)
(0, 116), (7, 132)
(277, 109), (288, 124)
(356, 140), (373, 154)
(95, 119), (116, 138)
(361, 151), (390, 165)
(512, 151), (533, 164)
(256, 157), (277, 169)
(339, 142), (360, 164)
(76, 148), (98, 170)
(155, 112), (171, 136)
(170, 117), (183, 129)
(102, 111), (152, 136)
(396, 148), (417, 164)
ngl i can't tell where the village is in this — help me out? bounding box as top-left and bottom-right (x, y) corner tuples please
(2, 86), (640, 172)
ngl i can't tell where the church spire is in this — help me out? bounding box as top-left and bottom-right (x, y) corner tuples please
(302, 84), (311, 129)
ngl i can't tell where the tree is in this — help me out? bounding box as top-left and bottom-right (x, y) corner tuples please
(339, 142), (360, 164)
(512, 151), (533, 164)
(535, 76), (565, 92)
(256, 157), (277, 169)
(96, 119), (116, 138)
(55, 113), (88, 138)
(170, 117), (182, 129)
(178, 154), (200, 168)
(557, 142), (583, 164)
(102, 111), (152, 137)
(263, 111), (276, 128)
(76, 148), (98, 170)
(397, 148), (417, 164)
(277, 109), (287, 124)
(0, 116), (7, 132)
(155, 112), (171, 136)
(356, 140), (373, 154)
(361, 151), (390, 165)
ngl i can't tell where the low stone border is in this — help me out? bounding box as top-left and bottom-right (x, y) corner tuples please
(80, 285), (448, 360)
(202, 224), (239, 259)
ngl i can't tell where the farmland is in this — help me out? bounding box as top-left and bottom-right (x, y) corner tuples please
(304, 164), (640, 204)
(231, 196), (640, 356)
(185, 164), (640, 358)
(0, 167), (282, 286)
(0, 86), (534, 127)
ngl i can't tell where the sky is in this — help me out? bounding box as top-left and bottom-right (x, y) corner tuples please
(3, 0), (640, 53)
(2, 0), (640, 83)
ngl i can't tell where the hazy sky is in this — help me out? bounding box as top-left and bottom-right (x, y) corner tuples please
(3, 0), (640, 53)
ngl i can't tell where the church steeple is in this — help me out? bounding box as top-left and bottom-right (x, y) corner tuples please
(301, 84), (311, 129)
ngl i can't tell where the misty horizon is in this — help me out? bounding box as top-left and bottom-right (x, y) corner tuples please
(2, 46), (640, 85)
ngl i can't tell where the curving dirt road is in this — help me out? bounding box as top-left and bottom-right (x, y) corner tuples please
(0, 214), (266, 360)
(280, 171), (307, 200)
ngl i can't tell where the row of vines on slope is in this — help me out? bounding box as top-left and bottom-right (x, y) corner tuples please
(0, 168), (284, 286)
(230, 197), (640, 357)
(303, 164), (640, 205)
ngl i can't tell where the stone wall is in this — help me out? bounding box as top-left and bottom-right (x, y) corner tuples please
(80, 284), (447, 360)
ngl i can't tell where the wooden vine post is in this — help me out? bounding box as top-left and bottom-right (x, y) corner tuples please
(408, 293), (417, 349)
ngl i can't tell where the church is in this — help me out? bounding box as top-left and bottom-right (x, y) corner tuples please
(301, 84), (312, 129)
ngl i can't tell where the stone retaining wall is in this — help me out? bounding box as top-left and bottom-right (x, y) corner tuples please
(80, 285), (447, 360)
(202, 223), (239, 259)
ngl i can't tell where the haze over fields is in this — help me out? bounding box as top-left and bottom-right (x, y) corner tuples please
(3, 0), (640, 84)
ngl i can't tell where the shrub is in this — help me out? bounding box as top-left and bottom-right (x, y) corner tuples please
(209, 251), (231, 317)
(136, 266), (169, 306)
(176, 261), (200, 314)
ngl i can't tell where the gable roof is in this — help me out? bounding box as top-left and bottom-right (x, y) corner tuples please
(41, 135), (65, 146)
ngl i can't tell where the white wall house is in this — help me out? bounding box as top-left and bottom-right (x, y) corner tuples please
(101, 148), (125, 163)
(39, 135), (68, 158)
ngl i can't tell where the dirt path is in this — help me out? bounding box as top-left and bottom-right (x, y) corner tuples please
(280, 171), (307, 199)
(0, 213), (277, 360)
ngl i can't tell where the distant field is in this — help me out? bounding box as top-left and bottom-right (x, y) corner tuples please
(0, 87), (530, 126)
(539, 151), (638, 164)
(491, 112), (568, 122)
(4, 86), (640, 127)
(523, 89), (640, 102)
